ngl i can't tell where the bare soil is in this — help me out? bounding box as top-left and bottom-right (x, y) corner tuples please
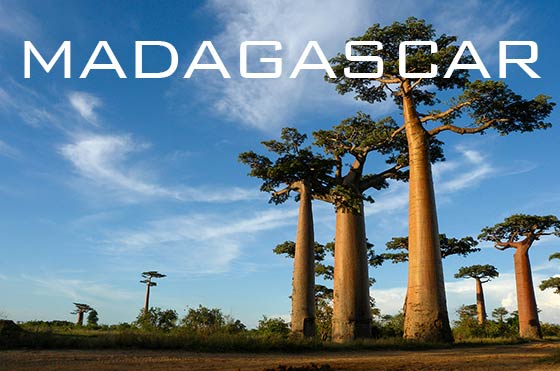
(0, 342), (558, 371)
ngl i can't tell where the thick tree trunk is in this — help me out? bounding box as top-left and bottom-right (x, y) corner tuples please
(402, 85), (453, 343)
(144, 284), (150, 314)
(332, 202), (371, 342)
(291, 184), (316, 337)
(514, 246), (542, 339)
(475, 278), (487, 325)
(77, 311), (84, 326)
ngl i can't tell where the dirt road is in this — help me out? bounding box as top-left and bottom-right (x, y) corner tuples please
(0, 342), (558, 371)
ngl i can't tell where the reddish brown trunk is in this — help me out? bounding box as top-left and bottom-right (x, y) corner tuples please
(475, 278), (486, 325)
(514, 246), (542, 339)
(332, 202), (371, 342)
(76, 311), (84, 326)
(291, 184), (316, 337)
(402, 82), (453, 343)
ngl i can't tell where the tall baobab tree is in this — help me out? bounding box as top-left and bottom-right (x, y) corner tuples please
(313, 113), (421, 342)
(71, 303), (92, 326)
(141, 271), (166, 315)
(540, 252), (560, 295)
(239, 128), (334, 337)
(479, 214), (560, 339)
(454, 265), (499, 325)
(327, 18), (555, 342)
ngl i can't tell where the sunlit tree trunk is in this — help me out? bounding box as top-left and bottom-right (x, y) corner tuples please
(332, 202), (371, 342)
(76, 311), (84, 326)
(291, 183), (316, 337)
(475, 278), (487, 325)
(514, 245), (542, 339)
(402, 83), (453, 343)
(144, 284), (151, 315)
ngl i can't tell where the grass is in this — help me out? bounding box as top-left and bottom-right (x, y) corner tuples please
(0, 327), (537, 353)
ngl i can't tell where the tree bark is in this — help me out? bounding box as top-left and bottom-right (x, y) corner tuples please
(332, 202), (371, 342)
(77, 311), (84, 326)
(144, 283), (151, 315)
(514, 246), (542, 339)
(402, 83), (453, 343)
(291, 183), (316, 337)
(475, 278), (487, 325)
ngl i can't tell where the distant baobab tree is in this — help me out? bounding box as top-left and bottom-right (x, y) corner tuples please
(71, 303), (92, 326)
(540, 252), (560, 295)
(141, 271), (166, 314)
(479, 214), (560, 339)
(454, 264), (499, 325)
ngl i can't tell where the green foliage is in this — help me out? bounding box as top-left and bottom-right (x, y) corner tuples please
(479, 214), (560, 246)
(328, 17), (471, 106)
(86, 310), (99, 328)
(136, 307), (178, 332)
(453, 305), (518, 340)
(257, 316), (290, 338)
(239, 127), (335, 204)
(383, 234), (479, 263)
(372, 312), (405, 338)
(455, 264), (499, 282)
(540, 277), (560, 295)
(180, 305), (245, 335)
(550, 252), (560, 261)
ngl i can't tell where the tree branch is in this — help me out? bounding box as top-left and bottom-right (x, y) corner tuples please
(420, 100), (472, 123)
(428, 118), (509, 136)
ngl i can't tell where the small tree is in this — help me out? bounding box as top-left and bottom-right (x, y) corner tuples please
(140, 271), (166, 314)
(383, 234), (480, 263)
(86, 309), (99, 327)
(136, 307), (178, 332)
(71, 303), (92, 326)
(454, 265), (499, 325)
(257, 316), (290, 338)
(479, 214), (560, 339)
(492, 307), (509, 324)
(540, 252), (560, 295)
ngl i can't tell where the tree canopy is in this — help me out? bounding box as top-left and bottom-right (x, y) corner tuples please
(382, 234), (479, 263)
(455, 264), (499, 282)
(479, 214), (560, 250)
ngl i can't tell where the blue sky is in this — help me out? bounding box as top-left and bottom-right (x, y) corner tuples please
(0, 0), (559, 328)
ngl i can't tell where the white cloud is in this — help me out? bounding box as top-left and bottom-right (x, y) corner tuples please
(0, 139), (20, 159)
(0, 2), (39, 39)
(68, 91), (102, 125)
(59, 133), (258, 203)
(22, 275), (136, 305)
(105, 207), (298, 274)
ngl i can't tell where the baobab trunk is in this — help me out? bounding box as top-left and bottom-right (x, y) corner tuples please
(332, 203), (371, 342)
(402, 85), (453, 343)
(76, 311), (84, 326)
(291, 183), (316, 337)
(514, 246), (542, 339)
(144, 284), (150, 314)
(475, 278), (487, 325)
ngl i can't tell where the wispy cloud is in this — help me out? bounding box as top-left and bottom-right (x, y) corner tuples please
(0, 139), (21, 159)
(59, 133), (258, 203)
(0, 1), (39, 39)
(22, 275), (136, 304)
(68, 91), (102, 125)
(105, 207), (298, 274)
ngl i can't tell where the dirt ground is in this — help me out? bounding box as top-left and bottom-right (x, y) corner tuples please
(0, 342), (558, 371)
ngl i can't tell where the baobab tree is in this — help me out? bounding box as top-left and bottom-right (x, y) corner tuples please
(327, 17), (555, 342)
(312, 113), (427, 342)
(140, 271), (166, 315)
(239, 128), (334, 337)
(539, 252), (560, 295)
(479, 214), (560, 339)
(454, 264), (499, 325)
(71, 303), (92, 326)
